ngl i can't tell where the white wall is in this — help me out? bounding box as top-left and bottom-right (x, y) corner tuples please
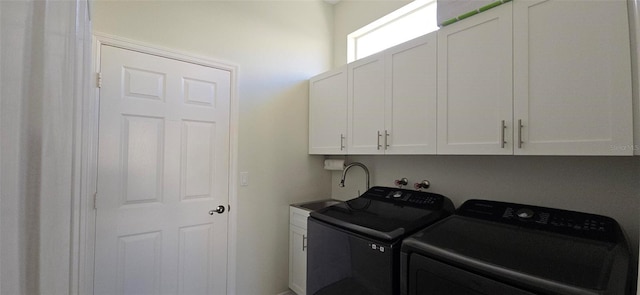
(0, 3), (31, 293)
(93, 1), (334, 294)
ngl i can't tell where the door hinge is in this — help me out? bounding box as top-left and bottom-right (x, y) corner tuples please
(96, 72), (102, 88)
(93, 192), (98, 210)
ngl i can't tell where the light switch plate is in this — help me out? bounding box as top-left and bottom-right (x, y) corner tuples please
(240, 172), (249, 186)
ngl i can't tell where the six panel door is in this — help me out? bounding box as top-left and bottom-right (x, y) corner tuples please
(94, 45), (231, 295)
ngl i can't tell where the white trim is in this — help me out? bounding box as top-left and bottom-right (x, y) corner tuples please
(624, 2), (639, 292)
(632, 3), (640, 294)
(71, 33), (102, 295)
(0, 2), (3, 291)
(631, 0), (640, 157)
(92, 33), (239, 73)
(69, 32), (90, 295)
(73, 32), (239, 295)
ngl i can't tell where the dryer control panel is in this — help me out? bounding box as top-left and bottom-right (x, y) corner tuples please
(457, 199), (620, 243)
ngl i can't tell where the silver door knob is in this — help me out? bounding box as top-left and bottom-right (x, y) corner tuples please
(209, 205), (225, 215)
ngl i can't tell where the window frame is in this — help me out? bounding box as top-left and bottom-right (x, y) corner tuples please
(347, 0), (438, 63)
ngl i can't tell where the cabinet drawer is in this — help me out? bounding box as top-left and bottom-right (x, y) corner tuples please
(290, 206), (310, 229)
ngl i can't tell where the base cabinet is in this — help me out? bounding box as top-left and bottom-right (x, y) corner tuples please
(289, 206), (309, 295)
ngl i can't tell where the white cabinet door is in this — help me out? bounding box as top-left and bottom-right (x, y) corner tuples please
(289, 225), (307, 295)
(348, 53), (386, 154)
(385, 33), (438, 154)
(309, 67), (347, 154)
(437, 3), (513, 155)
(513, 0), (633, 155)
(289, 206), (309, 295)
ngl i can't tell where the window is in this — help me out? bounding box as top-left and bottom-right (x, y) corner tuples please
(347, 0), (438, 62)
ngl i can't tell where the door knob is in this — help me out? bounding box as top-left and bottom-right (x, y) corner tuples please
(209, 205), (225, 215)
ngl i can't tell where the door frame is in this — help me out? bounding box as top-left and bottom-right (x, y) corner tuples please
(71, 32), (239, 295)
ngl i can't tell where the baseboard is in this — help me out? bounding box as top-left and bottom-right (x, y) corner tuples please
(276, 290), (296, 295)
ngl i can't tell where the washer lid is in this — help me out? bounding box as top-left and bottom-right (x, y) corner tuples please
(402, 214), (630, 294)
(310, 186), (454, 241)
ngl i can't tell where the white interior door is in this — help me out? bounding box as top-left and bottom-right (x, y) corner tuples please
(94, 45), (231, 295)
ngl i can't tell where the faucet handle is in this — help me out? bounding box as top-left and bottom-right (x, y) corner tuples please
(414, 180), (430, 190)
(394, 178), (409, 188)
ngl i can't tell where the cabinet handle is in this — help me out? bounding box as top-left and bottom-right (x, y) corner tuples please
(302, 235), (307, 251)
(517, 119), (524, 149)
(500, 120), (506, 148)
(377, 131), (382, 150)
(385, 130), (390, 150)
(340, 134), (345, 151)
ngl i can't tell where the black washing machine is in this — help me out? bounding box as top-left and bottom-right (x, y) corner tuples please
(401, 199), (633, 295)
(307, 186), (454, 295)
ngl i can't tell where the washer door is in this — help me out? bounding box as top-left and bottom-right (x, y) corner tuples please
(307, 218), (397, 295)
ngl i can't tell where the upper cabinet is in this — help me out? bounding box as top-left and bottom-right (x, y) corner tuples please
(309, 66), (347, 154)
(513, 0), (633, 155)
(309, 0), (634, 156)
(348, 52), (386, 154)
(347, 33), (438, 155)
(385, 33), (438, 154)
(437, 3), (513, 155)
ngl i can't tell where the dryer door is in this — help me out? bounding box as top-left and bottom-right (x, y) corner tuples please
(407, 254), (536, 295)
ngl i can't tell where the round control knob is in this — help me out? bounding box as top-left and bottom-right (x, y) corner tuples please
(515, 208), (535, 219)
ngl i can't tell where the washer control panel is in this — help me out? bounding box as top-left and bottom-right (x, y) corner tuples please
(361, 186), (444, 208)
(457, 199), (619, 243)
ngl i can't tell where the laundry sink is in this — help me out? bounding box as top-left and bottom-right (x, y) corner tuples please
(292, 199), (343, 211)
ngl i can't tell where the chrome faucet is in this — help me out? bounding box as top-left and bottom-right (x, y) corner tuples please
(339, 162), (370, 190)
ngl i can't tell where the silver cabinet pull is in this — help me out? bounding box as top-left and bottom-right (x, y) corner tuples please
(340, 134), (345, 151)
(377, 131), (382, 150)
(500, 120), (506, 148)
(302, 235), (307, 251)
(384, 130), (390, 149)
(518, 119), (523, 149)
